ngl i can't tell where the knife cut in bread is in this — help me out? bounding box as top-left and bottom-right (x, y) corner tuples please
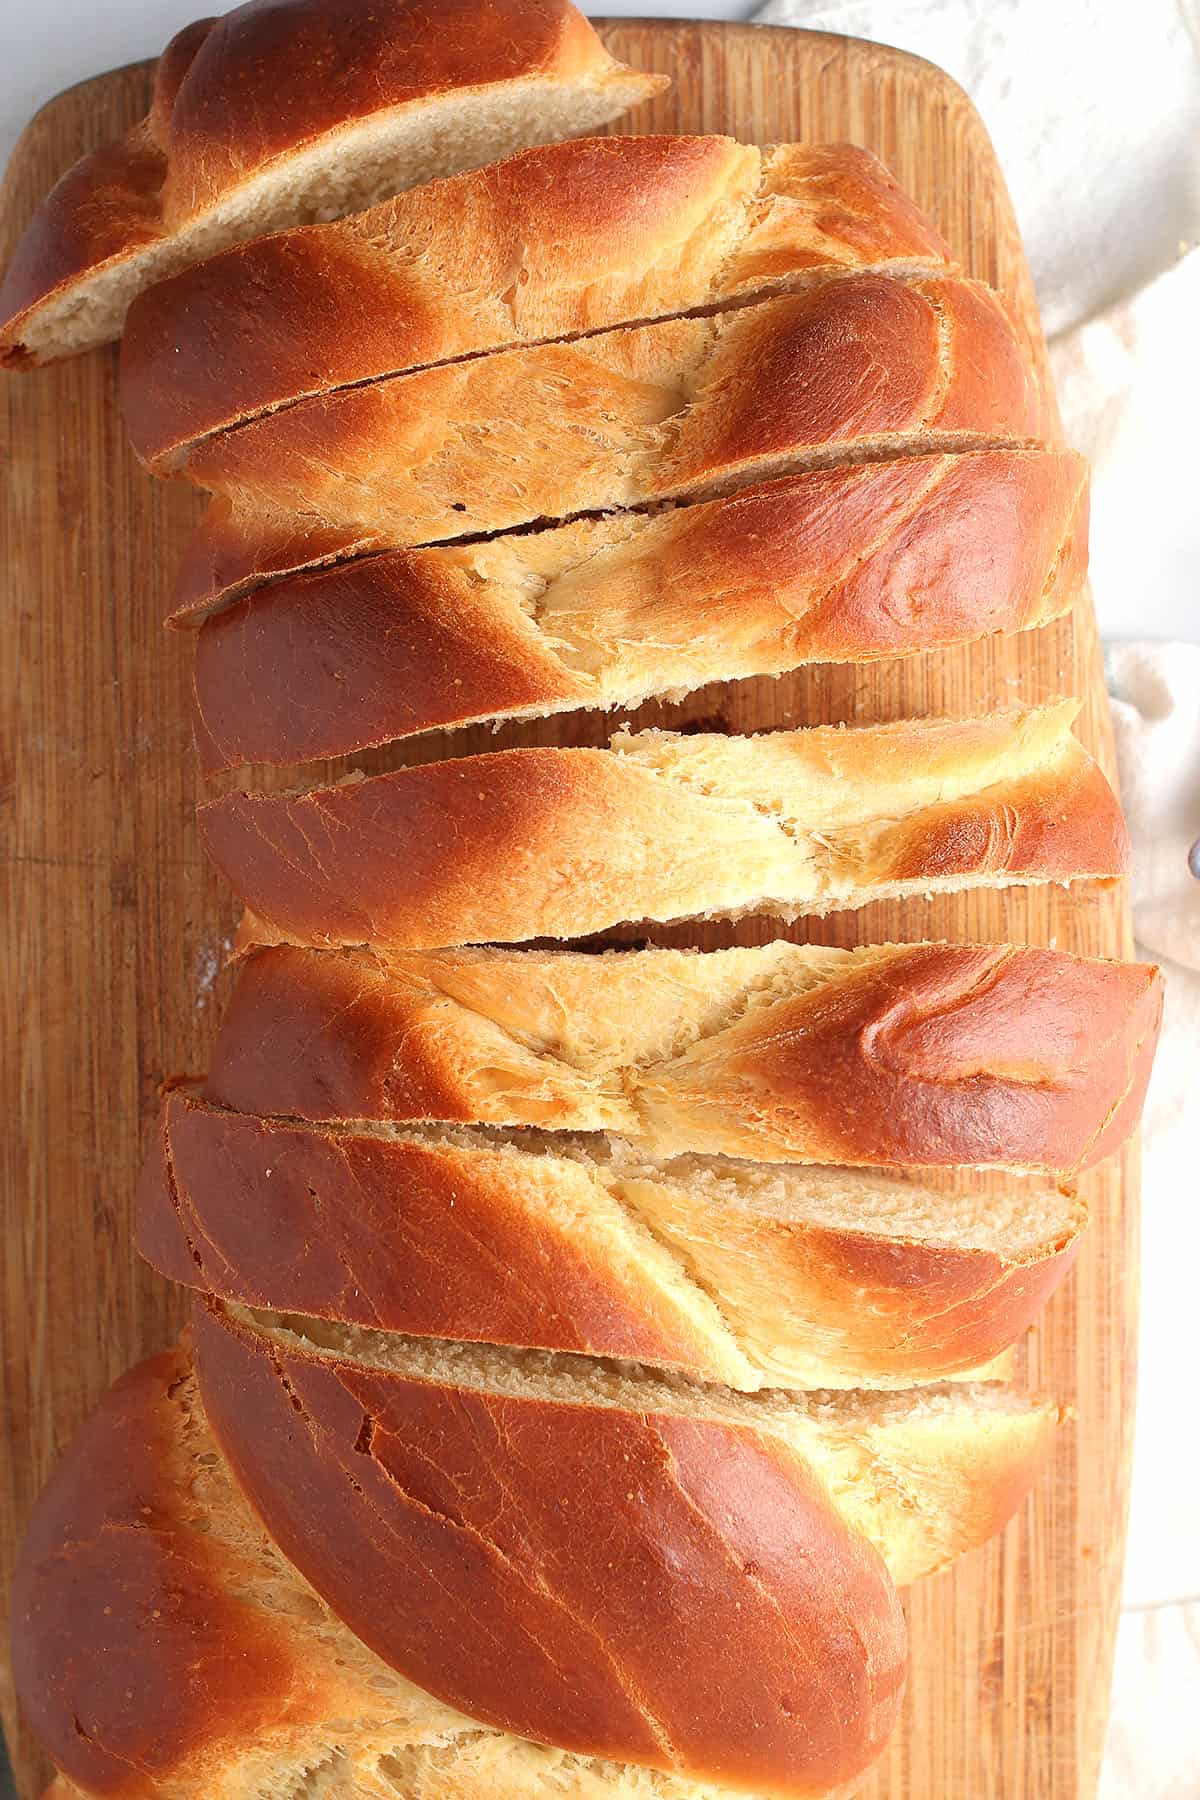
(169, 273), (1051, 618)
(138, 1086), (1085, 1389)
(189, 449), (1089, 772)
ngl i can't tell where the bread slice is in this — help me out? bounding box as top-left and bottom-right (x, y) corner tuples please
(169, 273), (1051, 619)
(188, 1298), (1055, 1792)
(19, 1346), (830, 1800)
(0, 0), (665, 368)
(204, 938), (1162, 1178)
(208, 1300), (1060, 1583)
(189, 449), (1089, 772)
(121, 136), (954, 468)
(139, 1087), (1083, 1388)
(199, 703), (1127, 951)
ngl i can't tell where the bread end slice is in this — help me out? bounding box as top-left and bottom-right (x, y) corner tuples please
(23, 1344), (841, 1799)
(0, 0), (666, 367)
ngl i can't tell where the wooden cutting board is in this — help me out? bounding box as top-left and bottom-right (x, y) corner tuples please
(0, 22), (1136, 1800)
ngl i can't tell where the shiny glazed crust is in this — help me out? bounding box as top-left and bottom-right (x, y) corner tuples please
(0, 0), (663, 365)
(168, 272), (1051, 618)
(137, 1088), (1084, 1387)
(193, 1296), (906, 1794)
(198, 706), (1128, 950)
(11, 1346), (468, 1799)
(203, 939), (1163, 1178)
(11, 1321), (1061, 1797)
(120, 137), (954, 467)
(188, 1301), (1058, 1787)
(195, 1299), (917, 1794)
(189, 450), (1089, 772)
(22, 1346), (865, 1800)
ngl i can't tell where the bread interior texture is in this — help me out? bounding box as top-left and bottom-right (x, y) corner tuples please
(290, 1114), (1080, 1262)
(223, 1301), (1057, 1588)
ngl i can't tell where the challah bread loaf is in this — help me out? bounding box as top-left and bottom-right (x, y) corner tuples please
(138, 1087), (1083, 1388)
(169, 272), (1050, 618)
(21, 1346), (843, 1800)
(0, 0), (665, 368)
(190, 449), (1089, 772)
(121, 136), (954, 469)
(205, 939), (1162, 1177)
(200, 704), (1127, 951)
(2, 14), (1133, 1798)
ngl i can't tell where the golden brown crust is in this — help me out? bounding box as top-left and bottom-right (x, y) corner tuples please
(13, 1322), (1055, 1796)
(203, 940), (1162, 1177)
(189, 450), (1089, 772)
(193, 1299), (908, 1795)
(121, 137), (954, 467)
(197, 708), (1127, 950)
(0, 0), (663, 366)
(209, 1304), (1061, 1587)
(22, 1349), (804, 1799)
(169, 273), (1050, 619)
(137, 1089), (1083, 1387)
(0, 131), (167, 369)
(158, 0), (637, 225)
(12, 1319), (1059, 1799)
(138, 1097), (733, 1378)
(644, 941), (1161, 1176)
(10, 1345), (314, 1795)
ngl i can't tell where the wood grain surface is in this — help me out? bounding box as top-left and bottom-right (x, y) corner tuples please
(0, 24), (1136, 1800)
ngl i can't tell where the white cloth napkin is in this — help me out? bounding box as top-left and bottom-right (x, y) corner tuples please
(1051, 254), (1200, 640)
(1099, 644), (1200, 1795)
(748, 3), (1200, 1793)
